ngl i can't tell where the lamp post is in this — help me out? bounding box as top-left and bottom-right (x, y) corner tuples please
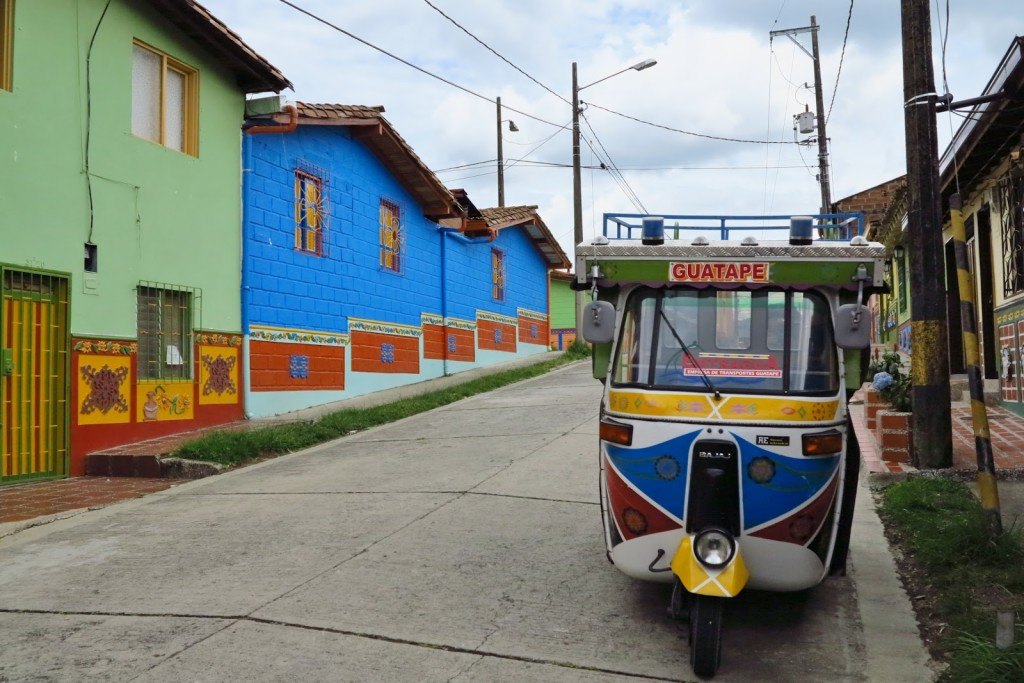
(572, 58), (657, 335)
(496, 96), (519, 208)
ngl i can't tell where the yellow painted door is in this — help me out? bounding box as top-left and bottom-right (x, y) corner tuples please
(1, 269), (69, 483)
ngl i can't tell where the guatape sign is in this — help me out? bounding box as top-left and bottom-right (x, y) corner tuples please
(669, 261), (769, 284)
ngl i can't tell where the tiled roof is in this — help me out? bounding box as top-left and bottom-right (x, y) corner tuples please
(472, 206), (571, 270)
(480, 206), (539, 228)
(278, 102), (457, 218)
(148, 0), (291, 93)
(295, 103), (385, 120)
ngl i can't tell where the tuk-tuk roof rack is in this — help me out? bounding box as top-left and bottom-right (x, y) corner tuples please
(602, 212), (865, 242)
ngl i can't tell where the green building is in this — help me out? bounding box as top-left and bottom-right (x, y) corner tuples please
(549, 270), (576, 349)
(0, 0), (288, 483)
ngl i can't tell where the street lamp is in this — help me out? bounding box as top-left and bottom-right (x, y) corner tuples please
(496, 96), (518, 207)
(571, 58), (657, 334)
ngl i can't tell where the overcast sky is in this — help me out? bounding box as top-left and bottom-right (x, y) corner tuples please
(203, 0), (1021, 257)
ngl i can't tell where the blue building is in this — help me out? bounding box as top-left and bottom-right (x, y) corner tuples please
(241, 103), (569, 417)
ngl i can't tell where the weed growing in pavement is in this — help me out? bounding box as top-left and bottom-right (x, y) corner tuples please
(173, 353), (583, 467)
(564, 338), (592, 360)
(879, 477), (1024, 682)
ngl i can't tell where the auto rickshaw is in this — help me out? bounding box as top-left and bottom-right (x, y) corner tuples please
(577, 213), (883, 678)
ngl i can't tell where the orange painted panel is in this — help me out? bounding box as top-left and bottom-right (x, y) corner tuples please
(478, 320), (517, 352)
(422, 325), (476, 362)
(518, 317), (549, 345)
(350, 331), (420, 374)
(250, 340), (345, 392)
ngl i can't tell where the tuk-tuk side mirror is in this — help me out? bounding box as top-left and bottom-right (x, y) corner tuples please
(835, 303), (871, 349)
(581, 300), (616, 344)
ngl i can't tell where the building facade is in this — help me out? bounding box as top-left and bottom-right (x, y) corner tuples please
(939, 37), (1024, 414)
(548, 271), (576, 350)
(241, 104), (568, 418)
(0, 0), (288, 482)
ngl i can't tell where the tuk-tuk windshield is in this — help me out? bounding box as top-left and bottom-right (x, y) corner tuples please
(612, 287), (838, 395)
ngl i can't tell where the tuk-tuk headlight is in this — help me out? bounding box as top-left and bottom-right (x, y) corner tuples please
(693, 528), (735, 568)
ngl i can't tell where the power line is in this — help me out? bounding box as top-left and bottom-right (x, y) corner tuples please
(581, 113), (647, 213)
(275, 0), (563, 129)
(826, 0), (854, 124)
(420, 0), (569, 105)
(581, 100), (799, 145)
(435, 159), (497, 172)
(579, 132), (645, 213)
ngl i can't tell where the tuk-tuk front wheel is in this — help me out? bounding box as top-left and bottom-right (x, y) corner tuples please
(688, 594), (723, 678)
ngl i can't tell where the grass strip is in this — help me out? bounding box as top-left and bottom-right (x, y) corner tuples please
(879, 477), (1024, 682)
(174, 345), (591, 467)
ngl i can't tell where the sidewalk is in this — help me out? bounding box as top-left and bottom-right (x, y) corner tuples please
(1, 352), (564, 531)
(851, 386), (1024, 474)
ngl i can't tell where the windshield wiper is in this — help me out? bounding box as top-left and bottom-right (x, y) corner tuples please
(658, 309), (722, 401)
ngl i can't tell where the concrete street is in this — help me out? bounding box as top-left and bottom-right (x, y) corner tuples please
(0, 362), (932, 682)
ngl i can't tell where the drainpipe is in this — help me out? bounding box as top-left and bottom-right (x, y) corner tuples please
(439, 227), (451, 377)
(245, 104), (298, 135)
(241, 133), (255, 419)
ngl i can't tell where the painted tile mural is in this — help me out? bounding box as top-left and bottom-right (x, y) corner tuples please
(198, 345), (240, 405)
(137, 382), (194, 422)
(77, 355), (132, 426)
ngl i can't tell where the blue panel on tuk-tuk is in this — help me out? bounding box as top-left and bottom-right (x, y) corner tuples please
(605, 430), (702, 521)
(734, 435), (839, 530)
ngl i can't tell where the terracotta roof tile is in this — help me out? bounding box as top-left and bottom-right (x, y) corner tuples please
(475, 206), (570, 269)
(276, 103), (457, 218)
(295, 103), (386, 119)
(479, 205), (539, 228)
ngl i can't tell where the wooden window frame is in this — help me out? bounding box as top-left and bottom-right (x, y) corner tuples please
(294, 169), (326, 256)
(380, 199), (403, 274)
(132, 40), (199, 156)
(0, 0), (13, 91)
(492, 248), (506, 302)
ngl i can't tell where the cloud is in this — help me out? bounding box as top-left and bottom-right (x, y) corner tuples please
(202, 0), (1022, 258)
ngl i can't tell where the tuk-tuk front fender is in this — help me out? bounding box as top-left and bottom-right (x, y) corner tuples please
(671, 536), (749, 598)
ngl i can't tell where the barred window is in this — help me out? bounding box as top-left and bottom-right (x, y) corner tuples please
(294, 169), (326, 255)
(380, 199), (402, 273)
(137, 284), (197, 380)
(492, 248), (505, 301)
(1, 0), (13, 91)
(997, 170), (1024, 298)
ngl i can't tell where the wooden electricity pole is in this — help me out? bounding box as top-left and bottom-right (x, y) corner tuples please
(901, 0), (952, 468)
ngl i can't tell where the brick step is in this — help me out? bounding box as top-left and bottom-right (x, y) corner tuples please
(85, 453), (162, 478)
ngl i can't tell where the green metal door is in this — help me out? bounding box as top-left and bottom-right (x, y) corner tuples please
(1, 268), (70, 484)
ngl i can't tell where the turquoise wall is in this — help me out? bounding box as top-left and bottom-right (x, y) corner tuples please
(0, 0), (248, 336)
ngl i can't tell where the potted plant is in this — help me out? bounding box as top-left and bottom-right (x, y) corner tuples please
(869, 351), (913, 464)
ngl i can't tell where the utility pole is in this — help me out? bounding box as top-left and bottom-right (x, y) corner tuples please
(901, 0), (952, 468)
(770, 17), (831, 214)
(496, 97), (505, 207)
(809, 16), (831, 214)
(572, 62), (584, 336)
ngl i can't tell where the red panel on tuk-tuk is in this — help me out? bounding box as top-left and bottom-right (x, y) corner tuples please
(605, 460), (681, 540)
(748, 473), (838, 546)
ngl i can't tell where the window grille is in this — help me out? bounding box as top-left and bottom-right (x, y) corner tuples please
(996, 170), (1024, 298)
(137, 282), (200, 381)
(294, 163), (329, 256)
(380, 199), (403, 273)
(492, 248), (505, 301)
(0, 0), (13, 92)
